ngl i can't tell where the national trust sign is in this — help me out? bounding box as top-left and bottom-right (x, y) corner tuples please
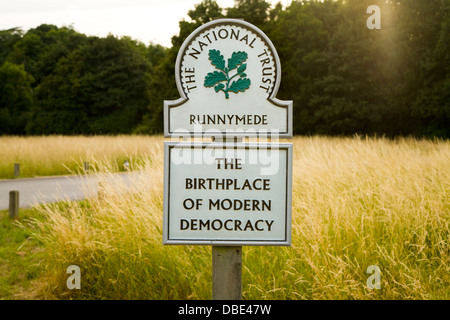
(164, 18), (293, 138)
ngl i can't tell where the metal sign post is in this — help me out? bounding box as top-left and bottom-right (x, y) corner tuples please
(162, 18), (293, 300)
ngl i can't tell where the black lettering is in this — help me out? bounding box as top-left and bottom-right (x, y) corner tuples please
(235, 115), (245, 124)
(244, 220), (254, 231)
(179, 219), (275, 232)
(260, 58), (271, 67)
(252, 178), (262, 190)
(249, 37), (256, 48)
(252, 199), (260, 211)
(198, 41), (208, 51)
(218, 28), (228, 39)
(221, 199), (232, 210)
(183, 198), (194, 210)
(255, 220), (264, 231)
(260, 85), (270, 93)
(244, 199), (251, 210)
(212, 219), (223, 230)
(217, 114), (225, 124)
(234, 199), (243, 210)
(266, 220), (274, 231)
(235, 159), (242, 170)
(180, 219), (189, 230)
(209, 199), (220, 210)
(242, 179), (251, 190)
(185, 74), (195, 84)
(216, 179), (225, 189)
(240, 33), (248, 45)
(262, 67), (272, 76)
(189, 47), (200, 60)
(224, 219), (233, 231)
(186, 85), (197, 93)
(262, 200), (271, 211)
(262, 115), (268, 125)
(207, 114), (215, 124)
(199, 219), (210, 230)
(207, 178), (214, 189)
(203, 33), (212, 44)
(198, 178), (206, 189)
(263, 178), (270, 190)
(230, 28), (240, 40)
(258, 49), (268, 57)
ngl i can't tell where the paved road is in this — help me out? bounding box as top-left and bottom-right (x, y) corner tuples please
(0, 173), (141, 210)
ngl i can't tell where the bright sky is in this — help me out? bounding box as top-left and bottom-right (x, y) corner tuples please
(0, 0), (291, 47)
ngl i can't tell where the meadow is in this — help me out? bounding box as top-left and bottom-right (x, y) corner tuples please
(0, 135), (161, 179)
(1, 135), (449, 299)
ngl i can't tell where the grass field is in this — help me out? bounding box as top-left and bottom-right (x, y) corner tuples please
(1, 135), (449, 299)
(0, 135), (161, 179)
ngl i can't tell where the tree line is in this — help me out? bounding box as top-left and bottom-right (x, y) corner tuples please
(1, 0), (449, 137)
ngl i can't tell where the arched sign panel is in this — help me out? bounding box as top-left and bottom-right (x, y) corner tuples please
(164, 19), (292, 138)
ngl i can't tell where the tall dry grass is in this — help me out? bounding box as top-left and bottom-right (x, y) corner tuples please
(22, 136), (450, 299)
(0, 135), (160, 178)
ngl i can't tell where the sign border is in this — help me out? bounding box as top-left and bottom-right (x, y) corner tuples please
(163, 18), (293, 139)
(163, 141), (293, 246)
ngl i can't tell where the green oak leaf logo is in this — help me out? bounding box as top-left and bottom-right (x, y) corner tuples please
(204, 49), (251, 99)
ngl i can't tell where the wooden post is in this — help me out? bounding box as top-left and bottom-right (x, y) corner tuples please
(212, 246), (242, 300)
(97, 182), (104, 200)
(14, 163), (20, 177)
(123, 160), (130, 171)
(84, 162), (89, 173)
(9, 190), (19, 219)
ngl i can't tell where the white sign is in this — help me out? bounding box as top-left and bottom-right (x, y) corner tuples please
(163, 142), (292, 246)
(164, 18), (292, 138)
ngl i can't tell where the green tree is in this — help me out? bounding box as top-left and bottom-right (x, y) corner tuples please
(266, 0), (403, 136)
(134, 45), (174, 134)
(309, 0), (394, 135)
(28, 35), (151, 134)
(0, 62), (34, 134)
(226, 0), (271, 26)
(7, 25), (86, 86)
(0, 27), (23, 65)
(137, 0), (224, 133)
(2, 1), (448, 137)
(401, 0), (450, 137)
(265, 1), (330, 134)
(172, 0), (224, 49)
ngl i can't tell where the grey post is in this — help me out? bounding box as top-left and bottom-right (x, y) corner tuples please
(97, 182), (104, 200)
(9, 190), (19, 219)
(212, 246), (242, 300)
(84, 162), (89, 173)
(14, 163), (20, 177)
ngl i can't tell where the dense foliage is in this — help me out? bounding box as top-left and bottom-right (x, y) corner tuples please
(1, 0), (449, 137)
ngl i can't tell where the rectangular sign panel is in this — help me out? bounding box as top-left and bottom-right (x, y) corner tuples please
(163, 142), (292, 246)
